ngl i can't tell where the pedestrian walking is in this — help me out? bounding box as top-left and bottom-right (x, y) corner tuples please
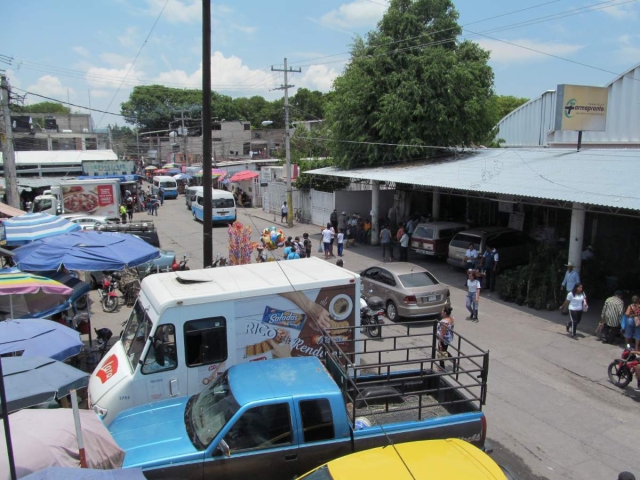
(321, 224), (332, 260)
(437, 306), (455, 369)
(600, 290), (624, 344)
(281, 201), (287, 223)
(466, 271), (481, 321)
(303, 233), (312, 259)
(561, 262), (580, 293)
(623, 295), (640, 350)
(560, 283), (588, 338)
(380, 225), (393, 262)
(151, 196), (159, 216)
(119, 204), (127, 224)
(338, 211), (347, 234)
(146, 195), (152, 215)
(399, 229), (409, 262)
(159, 187), (165, 206)
(482, 245), (499, 292)
(126, 198), (134, 222)
(337, 229), (344, 257)
(330, 209), (338, 231)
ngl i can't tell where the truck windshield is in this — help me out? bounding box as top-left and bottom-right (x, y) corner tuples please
(121, 301), (153, 371)
(32, 199), (52, 213)
(189, 372), (239, 448)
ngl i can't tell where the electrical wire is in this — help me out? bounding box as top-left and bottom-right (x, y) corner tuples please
(95, 0), (170, 130)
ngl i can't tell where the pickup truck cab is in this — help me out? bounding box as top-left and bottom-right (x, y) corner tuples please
(109, 322), (489, 480)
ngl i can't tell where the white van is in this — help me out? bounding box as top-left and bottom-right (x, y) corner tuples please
(152, 175), (178, 199)
(192, 189), (236, 223)
(88, 258), (360, 424)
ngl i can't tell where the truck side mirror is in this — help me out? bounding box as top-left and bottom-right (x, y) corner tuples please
(217, 439), (231, 458)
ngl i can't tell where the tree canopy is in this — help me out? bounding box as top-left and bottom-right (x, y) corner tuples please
(19, 101), (70, 114)
(324, 0), (496, 169)
(120, 85), (331, 133)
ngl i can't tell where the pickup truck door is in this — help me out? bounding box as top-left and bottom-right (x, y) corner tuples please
(204, 401), (299, 480)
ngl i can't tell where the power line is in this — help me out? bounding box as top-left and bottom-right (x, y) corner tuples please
(10, 88), (125, 116)
(95, 0), (169, 129)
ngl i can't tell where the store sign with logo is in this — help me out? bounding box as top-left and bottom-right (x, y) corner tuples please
(555, 84), (608, 132)
(82, 160), (135, 176)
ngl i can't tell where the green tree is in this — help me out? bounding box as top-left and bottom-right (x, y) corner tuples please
(120, 85), (237, 132)
(294, 159), (351, 193)
(325, 0), (495, 169)
(19, 101), (70, 114)
(493, 95), (529, 123)
(290, 88), (326, 122)
(108, 124), (137, 158)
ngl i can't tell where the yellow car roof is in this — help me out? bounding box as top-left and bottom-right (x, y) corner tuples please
(300, 439), (506, 480)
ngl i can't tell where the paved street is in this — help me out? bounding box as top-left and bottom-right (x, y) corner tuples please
(87, 196), (640, 480)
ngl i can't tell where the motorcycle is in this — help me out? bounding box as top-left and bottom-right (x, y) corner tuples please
(205, 253), (227, 268)
(173, 254), (190, 271)
(100, 271), (140, 313)
(608, 345), (639, 388)
(360, 294), (384, 338)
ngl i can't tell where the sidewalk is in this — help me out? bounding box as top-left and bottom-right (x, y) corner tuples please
(244, 207), (609, 340)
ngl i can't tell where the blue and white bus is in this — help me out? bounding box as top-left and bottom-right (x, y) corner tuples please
(192, 189), (236, 223)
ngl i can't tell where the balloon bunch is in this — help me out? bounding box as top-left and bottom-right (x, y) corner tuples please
(261, 226), (286, 251)
(228, 221), (258, 266)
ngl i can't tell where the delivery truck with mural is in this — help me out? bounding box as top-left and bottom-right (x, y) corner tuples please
(88, 258), (361, 424)
(31, 178), (121, 219)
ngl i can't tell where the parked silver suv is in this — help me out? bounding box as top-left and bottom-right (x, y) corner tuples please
(446, 227), (536, 270)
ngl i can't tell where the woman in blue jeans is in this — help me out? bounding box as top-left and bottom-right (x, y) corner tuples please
(466, 271), (481, 321)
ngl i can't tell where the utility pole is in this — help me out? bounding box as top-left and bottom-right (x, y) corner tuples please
(202, 0), (213, 267)
(135, 113), (140, 163)
(1, 74), (19, 208)
(271, 58), (301, 228)
(174, 110), (190, 166)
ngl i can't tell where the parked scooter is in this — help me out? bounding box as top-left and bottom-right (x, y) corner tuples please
(205, 253), (227, 268)
(173, 254), (190, 271)
(360, 294), (385, 338)
(608, 345), (639, 388)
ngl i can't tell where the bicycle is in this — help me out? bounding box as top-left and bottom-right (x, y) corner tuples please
(77, 327), (114, 373)
(294, 209), (307, 224)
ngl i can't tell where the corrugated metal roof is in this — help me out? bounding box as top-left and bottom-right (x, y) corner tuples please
(496, 63), (640, 147)
(0, 150), (117, 165)
(307, 148), (640, 211)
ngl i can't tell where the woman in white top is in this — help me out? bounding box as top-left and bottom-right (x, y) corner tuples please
(560, 283), (587, 338)
(466, 271), (481, 321)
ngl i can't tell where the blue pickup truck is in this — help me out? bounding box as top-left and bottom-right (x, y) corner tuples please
(109, 323), (489, 480)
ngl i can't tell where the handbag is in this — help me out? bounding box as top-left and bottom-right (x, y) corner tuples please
(317, 243), (323, 253)
(621, 314), (628, 329)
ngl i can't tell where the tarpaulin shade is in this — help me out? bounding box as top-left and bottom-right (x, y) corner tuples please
(0, 409), (125, 479)
(0, 356), (88, 414)
(229, 170), (259, 182)
(13, 231), (160, 272)
(0, 318), (83, 361)
(3, 213), (82, 246)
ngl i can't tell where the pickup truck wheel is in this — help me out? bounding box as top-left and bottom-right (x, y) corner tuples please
(386, 300), (399, 322)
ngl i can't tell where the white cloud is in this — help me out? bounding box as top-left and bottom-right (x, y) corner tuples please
(320, 0), (386, 29)
(26, 75), (73, 102)
(118, 27), (137, 48)
(477, 38), (584, 63)
(99, 53), (131, 68)
(298, 64), (342, 92)
(146, 0), (200, 23)
(614, 34), (640, 63)
(73, 46), (90, 58)
(154, 51), (275, 95)
(84, 64), (144, 89)
(600, 1), (638, 19)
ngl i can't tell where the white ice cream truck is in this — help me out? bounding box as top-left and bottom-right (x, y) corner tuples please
(88, 258), (360, 425)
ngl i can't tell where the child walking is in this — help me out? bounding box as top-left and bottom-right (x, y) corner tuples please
(337, 229), (345, 257)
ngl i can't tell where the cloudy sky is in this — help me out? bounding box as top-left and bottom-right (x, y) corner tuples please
(1, 0), (638, 128)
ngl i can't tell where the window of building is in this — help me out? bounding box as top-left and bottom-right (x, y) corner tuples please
(244, 123), (250, 131)
(224, 403), (292, 451)
(243, 143), (250, 155)
(213, 137), (222, 142)
(213, 124), (222, 130)
(184, 317), (227, 367)
(299, 399), (335, 442)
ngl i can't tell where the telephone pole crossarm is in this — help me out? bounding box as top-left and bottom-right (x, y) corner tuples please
(270, 59), (301, 228)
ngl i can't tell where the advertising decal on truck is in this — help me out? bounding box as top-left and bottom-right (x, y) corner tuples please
(63, 183), (117, 216)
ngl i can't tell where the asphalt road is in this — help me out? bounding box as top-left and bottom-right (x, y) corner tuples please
(87, 196), (640, 480)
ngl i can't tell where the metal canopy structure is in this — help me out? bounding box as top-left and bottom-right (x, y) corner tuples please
(307, 148), (640, 217)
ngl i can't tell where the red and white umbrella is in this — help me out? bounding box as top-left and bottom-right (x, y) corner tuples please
(229, 170), (259, 183)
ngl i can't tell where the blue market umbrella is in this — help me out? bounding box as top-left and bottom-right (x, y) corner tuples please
(22, 468), (146, 480)
(0, 319), (82, 361)
(0, 356), (88, 414)
(3, 213), (82, 247)
(12, 231), (160, 272)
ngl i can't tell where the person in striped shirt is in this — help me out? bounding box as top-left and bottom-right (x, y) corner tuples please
(601, 290), (624, 344)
